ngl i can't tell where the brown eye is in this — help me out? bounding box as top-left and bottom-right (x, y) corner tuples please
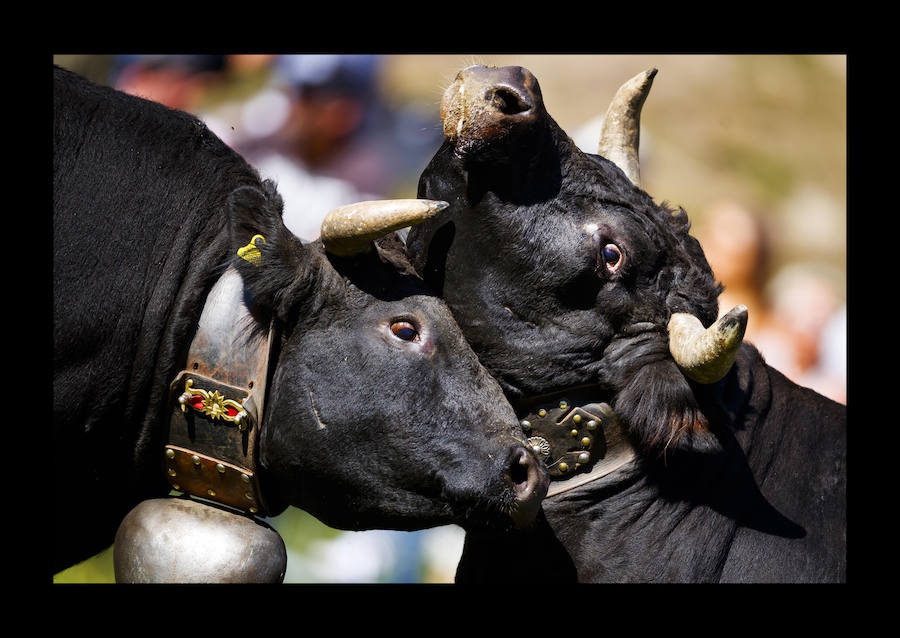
(390, 321), (419, 342)
(602, 244), (623, 271)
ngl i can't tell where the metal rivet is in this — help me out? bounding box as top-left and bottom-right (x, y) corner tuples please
(165, 449), (175, 459)
(578, 452), (590, 464)
(249, 506), (258, 514)
(559, 401), (568, 410)
(570, 429), (579, 437)
(241, 473), (251, 484)
(558, 462), (569, 472)
(167, 468), (177, 477)
(582, 437), (592, 447)
(245, 492), (255, 501)
(572, 414), (582, 424)
(216, 463), (226, 474)
(520, 419), (532, 432)
(172, 483), (180, 491)
(586, 419), (599, 430)
(538, 409), (547, 418)
(191, 455), (201, 466)
(207, 488), (216, 497)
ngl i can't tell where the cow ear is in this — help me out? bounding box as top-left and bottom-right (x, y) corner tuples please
(227, 182), (318, 320)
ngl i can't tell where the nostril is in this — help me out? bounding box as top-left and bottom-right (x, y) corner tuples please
(506, 447), (548, 528)
(509, 448), (543, 500)
(510, 451), (530, 488)
(489, 87), (533, 116)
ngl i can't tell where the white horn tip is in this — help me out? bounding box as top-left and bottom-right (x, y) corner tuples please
(668, 305), (748, 384)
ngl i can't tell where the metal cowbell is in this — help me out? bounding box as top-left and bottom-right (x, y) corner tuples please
(113, 497), (287, 583)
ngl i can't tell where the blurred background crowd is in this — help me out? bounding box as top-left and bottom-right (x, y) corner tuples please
(53, 54), (847, 583)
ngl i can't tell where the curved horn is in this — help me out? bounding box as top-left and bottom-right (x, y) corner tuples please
(597, 68), (657, 188)
(320, 199), (449, 257)
(667, 305), (748, 384)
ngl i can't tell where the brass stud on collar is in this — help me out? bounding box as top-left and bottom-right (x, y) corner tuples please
(520, 419), (532, 432)
(207, 488), (217, 497)
(559, 400), (568, 410)
(167, 468), (177, 477)
(241, 473), (251, 484)
(538, 409), (547, 417)
(570, 429), (579, 437)
(558, 462), (569, 473)
(165, 449), (175, 459)
(572, 414), (582, 424)
(582, 437), (592, 447)
(578, 452), (590, 464)
(191, 455), (201, 466)
(216, 463), (226, 474)
(586, 419), (599, 430)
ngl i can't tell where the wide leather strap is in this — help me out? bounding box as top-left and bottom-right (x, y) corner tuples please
(164, 267), (276, 516)
(515, 386), (637, 498)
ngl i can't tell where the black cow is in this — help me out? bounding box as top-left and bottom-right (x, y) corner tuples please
(53, 66), (547, 577)
(407, 65), (846, 582)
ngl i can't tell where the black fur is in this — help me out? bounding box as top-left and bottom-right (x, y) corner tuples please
(53, 66), (544, 576)
(406, 65), (845, 582)
(412, 133), (722, 456)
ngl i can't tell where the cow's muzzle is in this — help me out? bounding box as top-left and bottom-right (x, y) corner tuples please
(441, 65), (543, 156)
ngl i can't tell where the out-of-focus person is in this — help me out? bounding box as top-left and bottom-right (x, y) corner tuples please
(695, 200), (845, 404)
(696, 200), (771, 329)
(109, 54), (229, 113)
(763, 264), (846, 404)
(226, 54), (441, 241)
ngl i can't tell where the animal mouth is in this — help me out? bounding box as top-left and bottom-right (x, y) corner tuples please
(438, 443), (548, 531)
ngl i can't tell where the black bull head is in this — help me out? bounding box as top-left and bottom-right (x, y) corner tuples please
(52, 65), (551, 577)
(223, 189), (550, 531)
(407, 65), (748, 456)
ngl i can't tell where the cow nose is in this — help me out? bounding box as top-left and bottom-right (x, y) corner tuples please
(507, 444), (549, 528)
(486, 81), (535, 117)
(442, 65), (543, 149)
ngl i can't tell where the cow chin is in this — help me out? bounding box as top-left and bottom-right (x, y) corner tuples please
(280, 477), (525, 534)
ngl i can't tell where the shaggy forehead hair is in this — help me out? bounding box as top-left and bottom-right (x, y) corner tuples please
(566, 147), (724, 327)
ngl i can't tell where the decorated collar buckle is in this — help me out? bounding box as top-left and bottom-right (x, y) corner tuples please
(516, 387), (618, 479)
(178, 378), (250, 430)
(166, 372), (268, 516)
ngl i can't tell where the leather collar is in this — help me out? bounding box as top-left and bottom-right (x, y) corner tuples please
(164, 266), (277, 517)
(514, 386), (636, 498)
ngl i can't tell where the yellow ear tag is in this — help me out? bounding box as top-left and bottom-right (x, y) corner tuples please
(237, 234), (266, 267)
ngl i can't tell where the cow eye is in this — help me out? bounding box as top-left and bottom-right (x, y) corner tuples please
(390, 321), (419, 342)
(601, 244), (623, 271)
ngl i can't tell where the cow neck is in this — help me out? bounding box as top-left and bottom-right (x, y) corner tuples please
(164, 266), (277, 517)
(514, 385), (637, 498)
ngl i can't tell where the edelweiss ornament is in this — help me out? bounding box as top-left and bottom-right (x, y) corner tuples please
(178, 378), (249, 429)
